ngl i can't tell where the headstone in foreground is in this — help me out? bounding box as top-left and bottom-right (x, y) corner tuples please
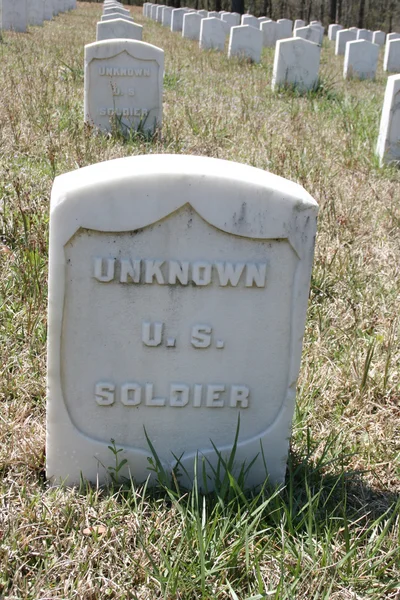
(96, 18), (143, 42)
(46, 154), (318, 489)
(228, 24), (263, 62)
(384, 39), (400, 72)
(1, 0), (28, 31)
(199, 17), (226, 51)
(343, 39), (379, 80)
(335, 28), (357, 55)
(84, 40), (164, 134)
(272, 37), (321, 92)
(376, 74), (400, 165)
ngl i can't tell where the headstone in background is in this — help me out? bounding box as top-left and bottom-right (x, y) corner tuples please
(335, 28), (357, 55)
(372, 30), (386, 46)
(97, 18), (143, 42)
(277, 18), (292, 37)
(145, 3), (153, 18)
(84, 40), (164, 134)
(384, 39), (400, 72)
(294, 18), (305, 29)
(228, 24), (263, 62)
(272, 37), (321, 92)
(162, 7), (172, 27)
(312, 23), (325, 43)
(171, 8), (187, 32)
(258, 16), (270, 23)
(357, 28), (373, 41)
(221, 12), (240, 30)
(156, 5), (165, 23)
(103, 6), (130, 17)
(28, 0), (44, 26)
(1, 0), (28, 31)
(241, 14), (259, 29)
(199, 17), (226, 51)
(101, 13), (134, 23)
(182, 12), (202, 41)
(46, 154), (318, 490)
(387, 32), (400, 43)
(343, 39), (379, 79)
(197, 10), (208, 18)
(150, 4), (157, 20)
(294, 25), (321, 44)
(261, 20), (279, 47)
(376, 74), (400, 165)
(208, 11), (220, 18)
(328, 23), (343, 41)
(143, 2), (149, 16)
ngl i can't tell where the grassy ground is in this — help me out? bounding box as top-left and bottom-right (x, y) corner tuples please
(0, 4), (399, 598)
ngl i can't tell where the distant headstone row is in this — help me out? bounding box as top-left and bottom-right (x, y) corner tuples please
(144, 5), (400, 89)
(84, 1), (163, 134)
(0, 0), (77, 33)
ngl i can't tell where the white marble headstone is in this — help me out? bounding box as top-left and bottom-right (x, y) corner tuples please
(228, 24), (263, 62)
(272, 37), (321, 92)
(101, 13), (134, 23)
(277, 18), (292, 38)
(96, 18), (143, 42)
(28, 0), (44, 26)
(1, 0), (28, 31)
(261, 20), (279, 47)
(294, 25), (321, 44)
(84, 40), (164, 134)
(372, 30), (386, 46)
(384, 39), (400, 72)
(335, 28), (357, 55)
(294, 19), (305, 29)
(46, 154), (318, 489)
(343, 39), (379, 79)
(328, 23), (343, 41)
(376, 74), (400, 165)
(357, 28), (372, 41)
(182, 12), (202, 41)
(171, 8), (187, 32)
(241, 14), (258, 29)
(199, 17), (226, 51)
(221, 12), (240, 30)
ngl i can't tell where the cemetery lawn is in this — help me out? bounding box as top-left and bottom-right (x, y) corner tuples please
(0, 3), (399, 598)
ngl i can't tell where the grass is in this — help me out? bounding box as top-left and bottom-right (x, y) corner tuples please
(0, 3), (399, 598)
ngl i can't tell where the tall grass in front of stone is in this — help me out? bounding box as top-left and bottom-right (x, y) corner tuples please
(0, 4), (399, 598)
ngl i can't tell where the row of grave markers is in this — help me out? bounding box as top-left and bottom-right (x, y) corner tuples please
(0, 0), (77, 33)
(81, 1), (399, 165)
(145, 4), (400, 80)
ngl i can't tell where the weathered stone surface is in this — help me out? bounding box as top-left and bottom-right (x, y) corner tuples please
(277, 18), (292, 37)
(228, 24), (263, 62)
(171, 8), (187, 32)
(84, 39), (164, 134)
(1, 0), (28, 31)
(46, 154), (318, 489)
(272, 36), (321, 92)
(101, 13), (134, 23)
(376, 74), (400, 164)
(328, 23), (343, 41)
(97, 18), (143, 42)
(199, 17), (226, 51)
(261, 20), (280, 47)
(335, 28), (357, 55)
(294, 25), (320, 44)
(372, 30), (386, 45)
(384, 38), (400, 72)
(357, 28), (373, 41)
(343, 39), (379, 79)
(182, 12), (202, 40)
(241, 14), (259, 29)
(28, 0), (44, 26)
